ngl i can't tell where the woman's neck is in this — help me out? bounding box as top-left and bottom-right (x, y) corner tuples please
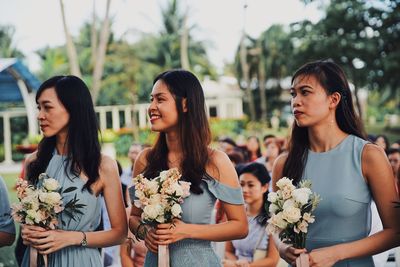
(247, 198), (264, 217)
(307, 120), (348, 152)
(165, 132), (183, 165)
(56, 133), (68, 155)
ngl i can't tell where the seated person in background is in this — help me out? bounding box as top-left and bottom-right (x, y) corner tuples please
(0, 175), (15, 247)
(223, 162), (279, 267)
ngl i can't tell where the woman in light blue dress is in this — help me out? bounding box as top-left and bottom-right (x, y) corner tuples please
(272, 60), (400, 266)
(20, 75), (127, 266)
(128, 70), (248, 266)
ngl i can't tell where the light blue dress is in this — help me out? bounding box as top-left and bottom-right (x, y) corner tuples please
(232, 216), (268, 262)
(22, 153), (102, 267)
(303, 135), (373, 266)
(129, 173), (245, 267)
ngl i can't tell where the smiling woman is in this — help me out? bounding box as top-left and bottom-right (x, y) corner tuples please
(129, 69), (248, 267)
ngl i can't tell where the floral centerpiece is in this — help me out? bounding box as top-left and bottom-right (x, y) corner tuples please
(12, 173), (85, 267)
(132, 168), (191, 267)
(266, 177), (321, 249)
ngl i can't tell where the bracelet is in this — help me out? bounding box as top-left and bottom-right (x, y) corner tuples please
(135, 222), (148, 241)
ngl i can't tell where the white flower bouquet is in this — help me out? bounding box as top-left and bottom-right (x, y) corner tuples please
(132, 168), (191, 267)
(12, 173), (86, 267)
(266, 177), (321, 249)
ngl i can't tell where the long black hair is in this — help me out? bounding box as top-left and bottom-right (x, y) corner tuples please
(143, 70), (211, 194)
(27, 75), (101, 193)
(283, 60), (366, 185)
(237, 162), (271, 226)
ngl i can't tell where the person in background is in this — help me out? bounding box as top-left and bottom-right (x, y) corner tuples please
(245, 136), (262, 162)
(0, 175), (15, 247)
(374, 134), (390, 152)
(390, 139), (400, 149)
(387, 148), (400, 195)
(219, 137), (239, 154)
(224, 162), (279, 267)
(120, 143), (143, 187)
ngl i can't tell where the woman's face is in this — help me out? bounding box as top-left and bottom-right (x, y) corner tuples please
(240, 173), (268, 205)
(148, 80), (180, 132)
(246, 137), (259, 152)
(375, 136), (387, 150)
(265, 142), (280, 158)
(37, 87), (70, 138)
(290, 75), (334, 128)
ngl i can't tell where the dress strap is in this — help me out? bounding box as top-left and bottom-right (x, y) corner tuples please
(203, 175), (244, 205)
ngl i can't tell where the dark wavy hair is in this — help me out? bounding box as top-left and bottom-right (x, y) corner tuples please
(283, 60), (366, 185)
(143, 70), (211, 194)
(237, 162), (271, 225)
(27, 75), (101, 193)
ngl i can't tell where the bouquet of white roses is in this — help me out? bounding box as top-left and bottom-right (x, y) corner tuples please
(132, 168), (191, 267)
(266, 177), (321, 249)
(133, 168), (191, 225)
(12, 173), (86, 267)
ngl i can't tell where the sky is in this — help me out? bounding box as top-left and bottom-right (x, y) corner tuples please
(0, 0), (323, 73)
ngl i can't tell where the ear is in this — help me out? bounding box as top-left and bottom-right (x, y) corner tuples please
(182, 98), (188, 112)
(262, 183), (269, 194)
(329, 92), (341, 109)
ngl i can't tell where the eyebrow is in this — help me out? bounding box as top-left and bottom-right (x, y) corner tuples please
(290, 85), (313, 91)
(150, 92), (167, 98)
(37, 100), (53, 105)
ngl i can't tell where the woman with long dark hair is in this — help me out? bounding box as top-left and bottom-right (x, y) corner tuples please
(20, 75), (127, 266)
(128, 70), (248, 266)
(272, 60), (400, 266)
(224, 162), (279, 267)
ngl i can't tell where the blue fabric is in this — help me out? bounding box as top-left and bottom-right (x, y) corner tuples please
(129, 172), (245, 267)
(0, 176), (16, 234)
(232, 216), (268, 262)
(22, 154), (102, 267)
(302, 135), (373, 267)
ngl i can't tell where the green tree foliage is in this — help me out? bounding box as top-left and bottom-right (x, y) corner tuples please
(0, 25), (24, 58)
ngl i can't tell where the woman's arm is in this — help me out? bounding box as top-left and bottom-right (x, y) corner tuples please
(225, 240), (238, 260)
(308, 144), (400, 266)
(250, 235), (279, 267)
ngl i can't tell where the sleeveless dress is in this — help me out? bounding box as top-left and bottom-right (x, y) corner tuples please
(129, 173), (245, 267)
(302, 134), (373, 266)
(232, 216), (269, 262)
(22, 153), (102, 267)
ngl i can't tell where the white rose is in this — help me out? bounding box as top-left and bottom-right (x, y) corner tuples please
(281, 187), (293, 200)
(143, 204), (163, 220)
(269, 212), (287, 229)
(146, 180), (159, 195)
(266, 223), (280, 235)
(40, 192), (62, 205)
(267, 192), (278, 203)
(156, 214), (166, 223)
(283, 199), (296, 210)
(282, 206), (301, 224)
(26, 209), (42, 224)
(172, 182), (184, 197)
(159, 171), (169, 181)
(292, 188), (312, 205)
(149, 194), (162, 205)
(269, 203), (279, 214)
(303, 212), (315, 223)
(43, 178), (59, 191)
(294, 220), (309, 233)
(171, 204), (182, 217)
(276, 177), (294, 190)
(135, 190), (145, 200)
